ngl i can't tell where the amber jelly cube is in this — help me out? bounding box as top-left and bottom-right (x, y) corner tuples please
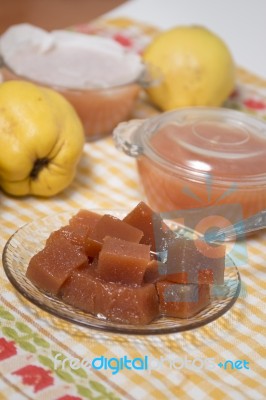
(156, 282), (210, 318)
(144, 260), (168, 283)
(69, 209), (102, 234)
(26, 235), (88, 295)
(61, 268), (159, 325)
(47, 224), (91, 251)
(61, 268), (99, 314)
(91, 214), (143, 243)
(95, 281), (159, 325)
(123, 201), (175, 252)
(97, 236), (150, 285)
(165, 237), (225, 285)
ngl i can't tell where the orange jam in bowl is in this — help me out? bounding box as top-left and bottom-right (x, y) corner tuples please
(0, 24), (147, 141)
(1, 65), (141, 142)
(114, 108), (266, 220)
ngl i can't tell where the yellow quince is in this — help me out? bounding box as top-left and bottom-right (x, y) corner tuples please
(0, 80), (84, 197)
(143, 26), (235, 110)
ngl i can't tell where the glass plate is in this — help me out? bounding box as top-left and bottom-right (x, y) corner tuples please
(2, 210), (241, 335)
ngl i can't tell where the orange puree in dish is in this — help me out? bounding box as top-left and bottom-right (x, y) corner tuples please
(1, 67), (140, 141)
(59, 83), (140, 140)
(137, 123), (266, 217)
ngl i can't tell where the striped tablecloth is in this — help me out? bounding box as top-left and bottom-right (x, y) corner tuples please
(0, 18), (266, 400)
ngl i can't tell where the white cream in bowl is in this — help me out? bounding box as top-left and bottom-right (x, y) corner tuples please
(0, 23), (145, 89)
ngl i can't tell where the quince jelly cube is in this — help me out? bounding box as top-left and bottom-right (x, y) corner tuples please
(26, 235), (88, 295)
(166, 237), (225, 285)
(156, 281), (210, 318)
(91, 214), (143, 243)
(97, 236), (150, 285)
(123, 201), (175, 252)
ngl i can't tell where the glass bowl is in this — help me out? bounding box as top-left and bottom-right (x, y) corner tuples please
(2, 210), (241, 335)
(0, 62), (144, 142)
(113, 108), (266, 219)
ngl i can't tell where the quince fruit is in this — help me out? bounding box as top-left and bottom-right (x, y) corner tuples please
(143, 26), (235, 110)
(0, 80), (84, 196)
